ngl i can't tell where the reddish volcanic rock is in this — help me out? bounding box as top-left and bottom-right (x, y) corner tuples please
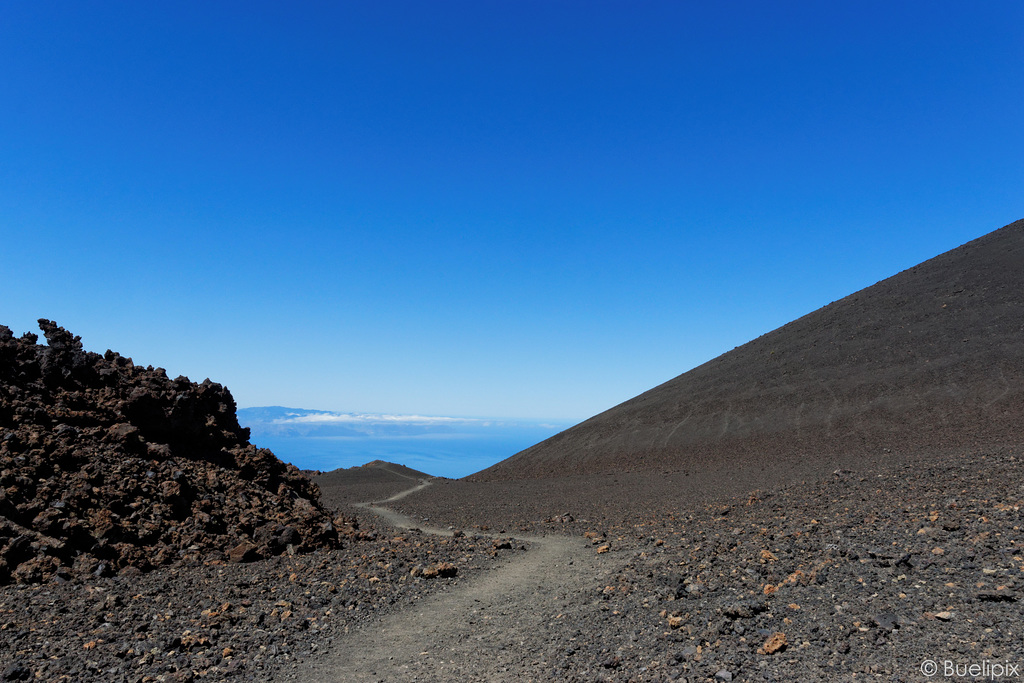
(0, 320), (345, 584)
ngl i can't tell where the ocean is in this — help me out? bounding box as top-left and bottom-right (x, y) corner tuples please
(250, 431), (552, 479)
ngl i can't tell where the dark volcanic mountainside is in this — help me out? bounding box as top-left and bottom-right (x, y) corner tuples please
(0, 321), (344, 585)
(473, 218), (1024, 481)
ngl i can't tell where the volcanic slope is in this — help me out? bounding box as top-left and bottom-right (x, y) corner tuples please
(315, 460), (435, 508)
(473, 218), (1024, 484)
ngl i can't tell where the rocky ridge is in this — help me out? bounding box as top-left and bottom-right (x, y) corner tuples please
(0, 320), (342, 584)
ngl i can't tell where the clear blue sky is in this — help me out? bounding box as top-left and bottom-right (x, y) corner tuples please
(2, 1), (1022, 421)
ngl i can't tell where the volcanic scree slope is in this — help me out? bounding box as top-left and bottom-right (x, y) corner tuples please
(473, 218), (1024, 482)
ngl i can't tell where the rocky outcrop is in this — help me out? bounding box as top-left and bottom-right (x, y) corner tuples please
(0, 320), (344, 584)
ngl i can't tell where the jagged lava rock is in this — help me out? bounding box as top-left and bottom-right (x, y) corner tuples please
(0, 320), (345, 584)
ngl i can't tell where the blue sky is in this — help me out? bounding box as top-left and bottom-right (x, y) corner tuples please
(3, 1), (1022, 422)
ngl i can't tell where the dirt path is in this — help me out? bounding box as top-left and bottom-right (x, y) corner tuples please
(306, 481), (614, 682)
(351, 479), (457, 536)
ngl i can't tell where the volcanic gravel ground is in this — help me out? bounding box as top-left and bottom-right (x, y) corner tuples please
(0, 506), (527, 682)
(544, 448), (1024, 682)
(311, 447), (1024, 682)
(4, 448), (1020, 681)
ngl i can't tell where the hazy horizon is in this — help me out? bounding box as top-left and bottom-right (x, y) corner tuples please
(237, 405), (573, 477)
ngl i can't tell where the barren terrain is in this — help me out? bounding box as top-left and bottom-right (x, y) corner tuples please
(2, 219), (1023, 681)
(305, 449), (1023, 682)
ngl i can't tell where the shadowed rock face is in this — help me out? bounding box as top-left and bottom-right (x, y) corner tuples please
(0, 321), (344, 584)
(473, 218), (1024, 481)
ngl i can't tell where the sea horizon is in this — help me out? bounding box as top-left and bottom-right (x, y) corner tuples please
(237, 406), (573, 478)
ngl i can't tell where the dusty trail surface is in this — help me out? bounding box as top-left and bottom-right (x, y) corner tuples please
(307, 480), (614, 682)
(352, 478), (449, 535)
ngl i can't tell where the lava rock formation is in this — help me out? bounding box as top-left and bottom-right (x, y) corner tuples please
(0, 320), (343, 584)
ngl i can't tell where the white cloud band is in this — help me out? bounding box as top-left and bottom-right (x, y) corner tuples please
(272, 412), (482, 426)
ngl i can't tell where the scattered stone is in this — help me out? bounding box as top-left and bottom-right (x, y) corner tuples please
(422, 562), (458, 579)
(228, 542), (262, 564)
(757, 632), (787, 655)
(976, 590), (1016, 602)
(677, 645), (698, 661)
(1, 663), (30, 681)
(873, 612), (899, 631)
(602, 655), (621, 669)
(723, 600), (767, 619)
